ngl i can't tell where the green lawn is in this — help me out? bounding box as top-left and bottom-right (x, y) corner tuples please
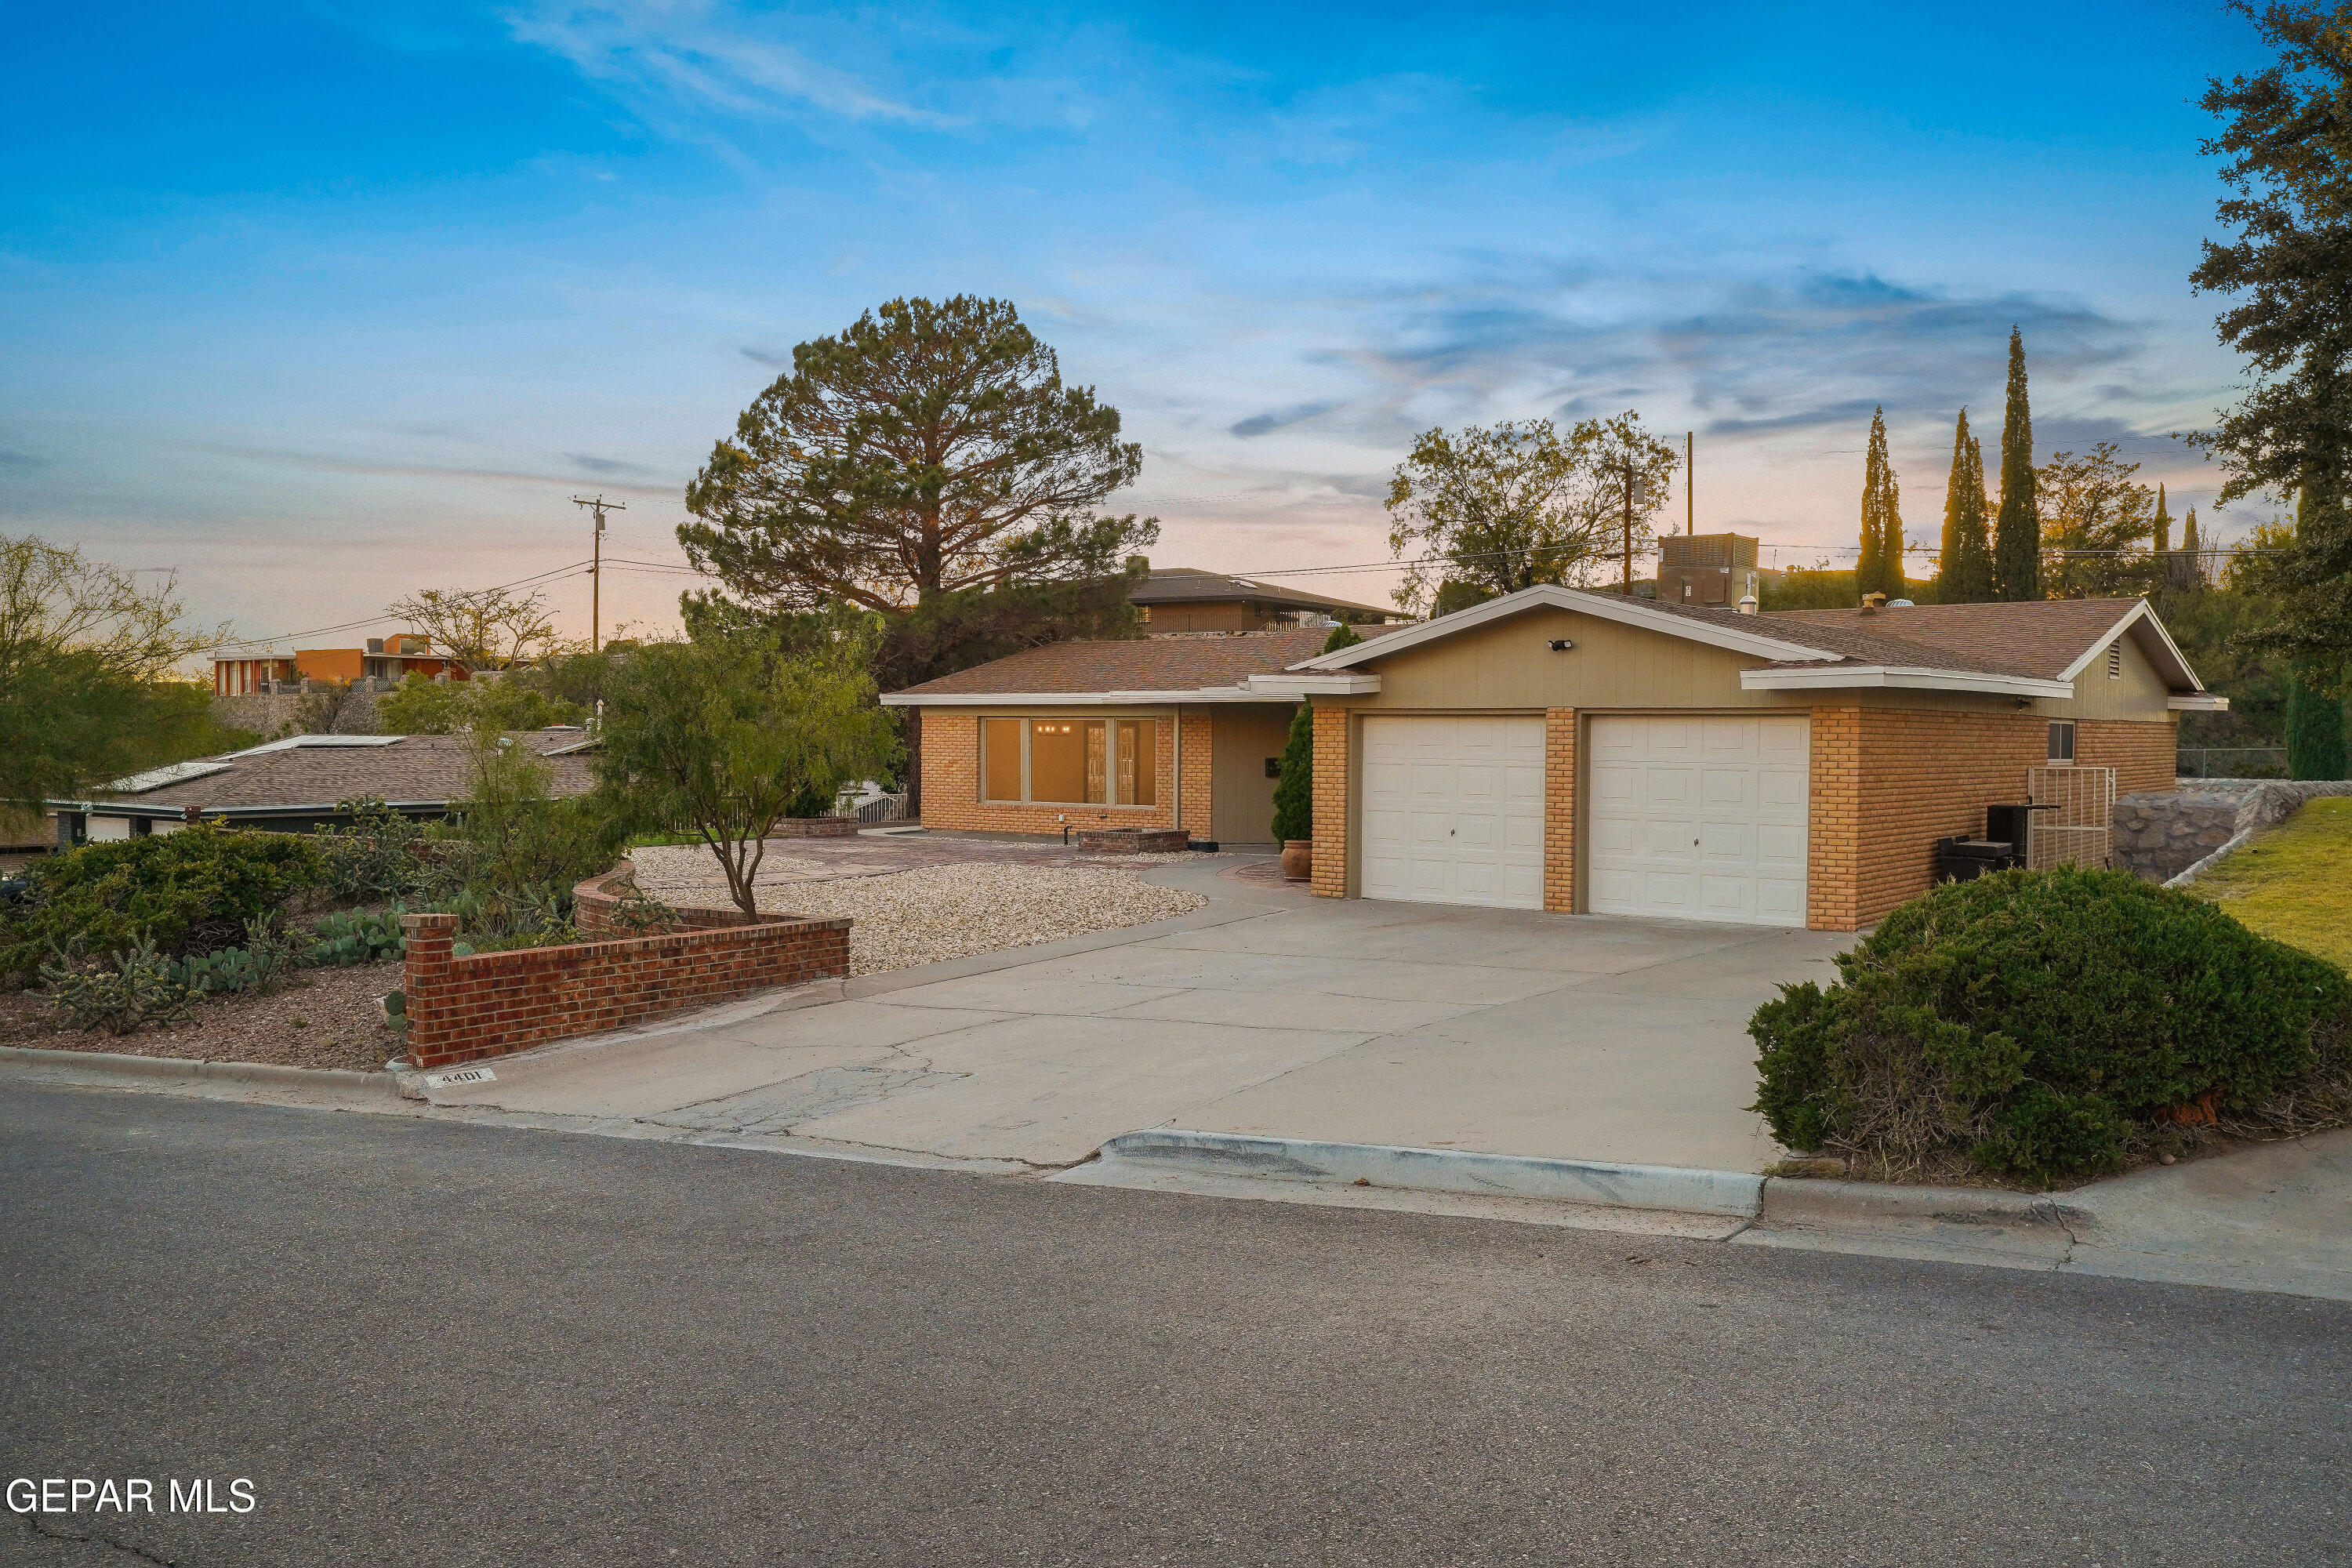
(2187, 797), (2352, 970)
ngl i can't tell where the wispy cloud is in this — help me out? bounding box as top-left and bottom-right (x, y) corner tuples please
(503, 1), (964, 131)
(1229, 401), (1335, 438)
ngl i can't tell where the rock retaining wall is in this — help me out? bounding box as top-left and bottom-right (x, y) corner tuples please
(2115, 779), (2352, 884)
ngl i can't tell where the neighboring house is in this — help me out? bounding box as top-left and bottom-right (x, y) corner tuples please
(213, 633), (469, 695)
(1655, 532), (1787, 608)
(885, 589), (2221, 930)
(882, 630), (1327, 848)
(46, 730), (597, 847)
(1130, 567), (1406, 635)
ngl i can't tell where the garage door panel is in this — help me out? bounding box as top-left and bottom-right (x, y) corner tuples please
(1362, 715), (1547, 911)
(1587, 715), (1809, 927)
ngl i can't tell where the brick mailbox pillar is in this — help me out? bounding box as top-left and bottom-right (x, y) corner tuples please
(399, 913), (461, 1068)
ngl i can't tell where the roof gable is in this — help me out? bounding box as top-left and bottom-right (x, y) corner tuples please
(1296, 584), (2205, 694)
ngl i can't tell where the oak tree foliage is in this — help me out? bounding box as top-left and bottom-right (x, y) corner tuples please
(1384, 413), (1679, 615)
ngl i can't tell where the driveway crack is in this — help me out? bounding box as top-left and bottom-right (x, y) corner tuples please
(24, 1513), (180, 1566)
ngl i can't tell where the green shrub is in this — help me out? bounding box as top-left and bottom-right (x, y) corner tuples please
(314, 799), (430, 901)
(424, 735), (622, 946)
(1269, 704), (1313, 843)
(1751, 867), (2352, 1184)
(2, 825), (321, 978)
(41, 936), (194, 1035)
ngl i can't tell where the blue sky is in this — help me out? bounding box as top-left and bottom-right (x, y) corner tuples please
(0, 0), (2281, 650)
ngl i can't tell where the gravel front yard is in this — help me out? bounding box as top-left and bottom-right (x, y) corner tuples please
(0, 964), (404, 1072)
(639, 861), (1207, 976)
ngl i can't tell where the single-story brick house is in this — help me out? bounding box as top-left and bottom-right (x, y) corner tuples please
(45, 729), (598, 848)
(884, 588), (2223, 929)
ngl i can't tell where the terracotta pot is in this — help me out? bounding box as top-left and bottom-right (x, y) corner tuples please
(1279, 839), (1313, 882)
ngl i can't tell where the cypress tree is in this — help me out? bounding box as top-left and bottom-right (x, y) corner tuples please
(2285, 481), (2347, 779)
(2182, 506), (2202, 589)
(1269, 703), (1315, 843)
(1935, 408), (1995, 602)
(2152, 483), (2172, 555)
(2286, 665), (2349, 779)
(1857, 407), (1904, 599)
(1993, 327), (2040, 600)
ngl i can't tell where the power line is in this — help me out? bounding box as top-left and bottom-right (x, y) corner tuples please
(205, 560), (594, 653)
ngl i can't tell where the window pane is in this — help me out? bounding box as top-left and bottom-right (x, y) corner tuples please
(1029, 720), (1087, 803)
(1084, 721), (1106, 804)
(1119, 720), (1157, 805)
(2048, 721), (2075, 763)
(982, 719), (1022, 801)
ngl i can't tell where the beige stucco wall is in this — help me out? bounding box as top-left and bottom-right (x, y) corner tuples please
(1210, 704), (1295, 845)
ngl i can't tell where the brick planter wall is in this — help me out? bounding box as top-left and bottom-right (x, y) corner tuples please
(572, 858), (768, 937)
(772, 816), (862, 838)
(399, 908), (851, 1070)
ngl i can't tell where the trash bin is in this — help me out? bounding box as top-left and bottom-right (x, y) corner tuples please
(1934, 837), (2024, 883)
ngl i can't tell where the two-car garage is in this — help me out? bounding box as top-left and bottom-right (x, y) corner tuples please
(1356, 713), (1810, 926)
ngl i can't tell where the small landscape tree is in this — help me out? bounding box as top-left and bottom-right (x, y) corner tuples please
(1267, 625), (1356, 844)
(593, 620), (900, 917)
(384, 586), (565, 673)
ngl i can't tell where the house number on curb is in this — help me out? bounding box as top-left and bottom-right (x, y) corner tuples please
(423, 1067), (497, 1089)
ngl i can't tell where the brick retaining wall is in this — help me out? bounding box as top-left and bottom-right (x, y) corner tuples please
(399, 904), (850, 1070)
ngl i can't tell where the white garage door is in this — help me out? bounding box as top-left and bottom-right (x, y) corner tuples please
(1361, 715), (1545, 909)
(1588, 715), (1809, 927)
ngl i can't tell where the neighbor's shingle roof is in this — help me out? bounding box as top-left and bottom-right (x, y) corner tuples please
(1759, 599), (2143, 680)
(87, 731), (598, 811)
(891, 628), (1334, 697)
(1131, 568), (1400, 619)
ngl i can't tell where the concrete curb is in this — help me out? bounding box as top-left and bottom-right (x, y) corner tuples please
(1755, 1178), (2085, 1232)
(1087, 1129), (1768, 1218)
(0, 1044), (400, 1098)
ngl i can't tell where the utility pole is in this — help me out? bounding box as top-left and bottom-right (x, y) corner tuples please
(1686, 431), (1694, 535)
(571, 495), (625, 653)
(1621, 466), (1648, 596)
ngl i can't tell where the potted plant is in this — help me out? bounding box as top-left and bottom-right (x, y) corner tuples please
(1270, 702), (1315, 881)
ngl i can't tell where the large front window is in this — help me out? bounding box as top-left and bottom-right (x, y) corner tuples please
(981, 717), (1158, 805)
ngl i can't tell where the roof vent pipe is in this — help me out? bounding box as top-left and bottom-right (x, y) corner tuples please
(1737, 591), (1759, 615)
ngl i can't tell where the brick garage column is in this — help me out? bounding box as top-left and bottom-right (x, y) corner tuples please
(399, 913), (460, 1067)
(1178, 707), (1213, 837)
(1544, 708), (1576, 913)
(1311, 704), (1348, 898)
(1806, 708), (1862, 931)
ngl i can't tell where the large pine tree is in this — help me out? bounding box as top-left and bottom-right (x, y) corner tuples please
(1856, 407), (1905, 599)
(1993, 328), (2040, 601)
(1935, 408), (1995, 601)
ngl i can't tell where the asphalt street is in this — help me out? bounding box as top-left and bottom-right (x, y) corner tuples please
(3, 1081), (2347, 1567)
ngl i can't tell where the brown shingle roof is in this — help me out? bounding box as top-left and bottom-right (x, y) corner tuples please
(1131, 568), (1401, 620)
(1761, 598), (2143, 680)
(87, 731), (598, 811)
(891, 628), (1332, 697)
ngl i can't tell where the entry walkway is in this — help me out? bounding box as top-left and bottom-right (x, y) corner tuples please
(423, 859), (1846, 1172)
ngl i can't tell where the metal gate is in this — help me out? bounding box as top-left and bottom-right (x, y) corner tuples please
(2026, 765), (2115, 869)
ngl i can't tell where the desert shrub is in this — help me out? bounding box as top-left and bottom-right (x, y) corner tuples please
(170, 915), (303, 998)
(601, 884), (681, 937)
(1751, 867), (2352, 1184)
(2, 825), (321, 978)
(315, 799), (430, 901)
(423, 735), (622, 947)
(41, 936), (194, 1034)
(307, 908), (407, 967)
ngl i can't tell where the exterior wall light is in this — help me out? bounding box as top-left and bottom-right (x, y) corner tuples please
(1548, 638), (1574, 652)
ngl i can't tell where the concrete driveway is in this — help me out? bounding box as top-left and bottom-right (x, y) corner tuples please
(425, 858), (1847, 1173)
